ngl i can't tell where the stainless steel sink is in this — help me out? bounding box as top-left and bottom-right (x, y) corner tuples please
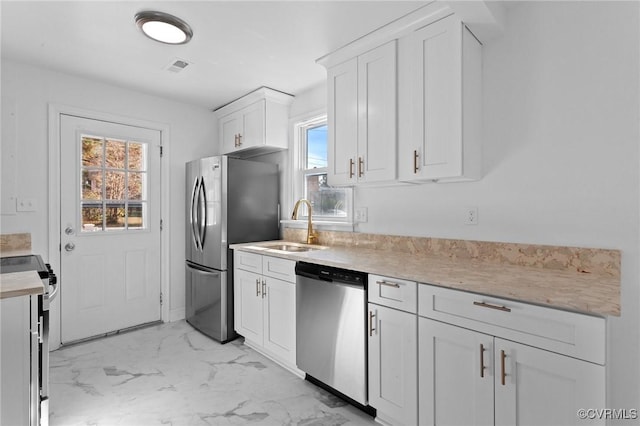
(263, 243), (323, 253)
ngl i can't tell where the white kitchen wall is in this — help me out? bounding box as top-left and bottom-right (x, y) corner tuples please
(350, 2), (639, 414)
(0, 60), (216, 323)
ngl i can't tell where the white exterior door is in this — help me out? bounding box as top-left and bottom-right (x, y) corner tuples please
(59, 114), (161, 344)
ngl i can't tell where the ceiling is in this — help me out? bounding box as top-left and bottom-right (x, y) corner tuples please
(1, 1), (427, 110)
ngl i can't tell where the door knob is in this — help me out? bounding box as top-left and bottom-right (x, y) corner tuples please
(65, 226), (74, 235)
(64, 242), (75, 252)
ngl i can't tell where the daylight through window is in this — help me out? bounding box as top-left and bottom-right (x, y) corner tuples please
(80, 136), (148, 232)
(297, 117), (351, 221)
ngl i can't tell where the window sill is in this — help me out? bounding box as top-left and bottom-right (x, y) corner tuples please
(280, 219), (354, 232)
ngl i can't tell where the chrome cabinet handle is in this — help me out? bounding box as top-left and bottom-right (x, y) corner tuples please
(358, 157), (364, 178)
(64, 242), (75, 252)
(349, 158), (355, 178)
(413, 149), (419, 174)
(368, 310), (376, 336)
(238, 134), (242, 146)
(256, 278), (261, 296)
(376, 280), (400, 288)
(473, 301), (512, 313)
(262, 280), (267, 298)
(480, 344), (486, 378)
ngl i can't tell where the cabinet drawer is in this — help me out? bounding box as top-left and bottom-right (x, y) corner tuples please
(418, 284), (605, 364)
(234, 250), (262, 274)
(262, 256), (296, 283)
(368, 274), (417, 313)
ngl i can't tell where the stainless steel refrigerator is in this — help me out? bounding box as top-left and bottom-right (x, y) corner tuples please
(185, 156), (279, 342)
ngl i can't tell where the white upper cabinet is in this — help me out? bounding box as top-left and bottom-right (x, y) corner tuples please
(318, 3), (484, 186)
(398, 15), (482, 182)
(215, 87), (293, 158)
(325, 41), (397, 186)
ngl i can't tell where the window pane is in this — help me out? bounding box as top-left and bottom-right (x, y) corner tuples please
(82, 137), (103, 167)
(127, 203), (145, 229)
(105, 171), (126, 200)
(306, 124), (328, 169)
(305, 173), (347, 218)
(82, 170), (102, 200)
(105, 139), (126, 169)
(105, 204), (125, 229)
(81, 204), (103, 231)
(128, 172), (144, 200)
(128, 142), (146, 171)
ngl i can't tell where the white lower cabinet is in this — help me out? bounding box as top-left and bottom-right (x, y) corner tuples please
(418, 319), (493, 426)
(367, 275), (418, 426)
(418, 284), (606, 426)
(494, 338), (605, 426)
(234, 251), (297, 371)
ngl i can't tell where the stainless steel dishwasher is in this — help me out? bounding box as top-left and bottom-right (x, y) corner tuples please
(295, 261), (370, 408)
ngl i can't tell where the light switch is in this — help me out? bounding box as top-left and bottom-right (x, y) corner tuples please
(17, 198), (37, 212)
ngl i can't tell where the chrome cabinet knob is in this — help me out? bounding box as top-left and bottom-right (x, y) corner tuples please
(64, 242), (75, 252)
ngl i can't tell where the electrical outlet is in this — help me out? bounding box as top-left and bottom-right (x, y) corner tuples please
(465, 207), (478, 225)
(355, 207), (368, 223)
(17, 198), (37, 212)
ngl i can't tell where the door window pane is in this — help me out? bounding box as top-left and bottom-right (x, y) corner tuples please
(105, 139), (126, 169)
(82, 137), (103, 167)
(82, 170), (102, 200)
(128, 142), (146, 171)
(81, 204), (104, 231)
(79, 135), (150, 232)
(105, 171), (126, 200)
(128, 172), (143, 200)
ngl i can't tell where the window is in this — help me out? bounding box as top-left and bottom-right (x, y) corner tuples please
(294, 115), (352, 222)
(80, 135), (148, 232)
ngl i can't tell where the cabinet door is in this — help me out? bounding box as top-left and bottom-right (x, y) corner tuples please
(220, 112), (240, 154)
(262, 277), (296, 365)
(239, 99), (266, 150)
(419, 318), (494, 426)
(368, 303), (418, 426)
(494, 338), (606, 426)
(327, 58), (358, 186)
(406, 15), (463, 181)
(357, 41), (397, 183)
(233, 268), (263, 344)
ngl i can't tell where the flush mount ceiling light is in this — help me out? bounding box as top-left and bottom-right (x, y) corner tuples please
(135, 11), (193, 45)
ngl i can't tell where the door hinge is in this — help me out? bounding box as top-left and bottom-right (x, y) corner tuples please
(160, 292), (163, 305)
(160, 219), (163, 231)
(160, 146), (163, 157)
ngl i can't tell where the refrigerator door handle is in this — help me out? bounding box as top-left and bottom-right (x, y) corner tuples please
(199, 177), (207, 248)
(190, 177), (201, 250)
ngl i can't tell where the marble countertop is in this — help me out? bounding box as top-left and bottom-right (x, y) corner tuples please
(0, 271), (44, 299)
(231, 240), (620, 317)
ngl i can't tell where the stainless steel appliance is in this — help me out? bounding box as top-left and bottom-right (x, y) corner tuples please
(0, 254), (58, 426)
(185, 156), (279, 342)
(295, 261), (371, 409)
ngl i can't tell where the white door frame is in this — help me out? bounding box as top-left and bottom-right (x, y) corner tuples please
(48, 104), (171, 350)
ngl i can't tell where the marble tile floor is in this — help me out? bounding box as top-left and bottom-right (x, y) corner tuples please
(50, 320), (377, 426)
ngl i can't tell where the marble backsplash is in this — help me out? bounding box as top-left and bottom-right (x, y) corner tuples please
(0, 233), (32, 255)
(282, 228), (620, 278)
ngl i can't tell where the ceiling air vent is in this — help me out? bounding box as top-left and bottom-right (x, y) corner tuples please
(164, 58), (191, 73)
